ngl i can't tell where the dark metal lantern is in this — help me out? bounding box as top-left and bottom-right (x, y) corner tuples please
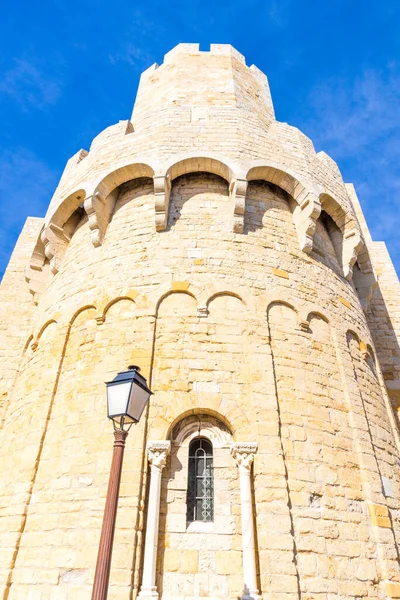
(106, 365), (152, 428)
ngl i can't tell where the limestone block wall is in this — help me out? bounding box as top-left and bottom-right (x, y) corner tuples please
(347, 184), (400, 415)
(0, 217), (43, 410)
(0, 171), (400, 600)
(1, 43), (400, 600)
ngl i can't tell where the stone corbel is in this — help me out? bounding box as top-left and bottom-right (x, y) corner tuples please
(25, 267), (47, 304)
(360, 340), (371, 361)
(154, 175), (171, 231)
(342, 229), (364, 281)
(231, 178), (248, 234)
(298, 319), (310, 332)
(197, 306), (209, 318)
(84, 191), (116, 247)
(41, 223), (71, 275)
(30, 242), (46, 271)
(292, 193), (321, 254)
(25, 239), (48, 303)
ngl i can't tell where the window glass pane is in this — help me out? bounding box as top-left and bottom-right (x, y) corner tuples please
(186, 437), (214, 522)
(187, 502), (195, 522)
(197, 456), (205, 476)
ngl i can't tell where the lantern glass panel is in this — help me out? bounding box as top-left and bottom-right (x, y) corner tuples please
(107, 381), (132, 419)
(127, 383), (150, 422)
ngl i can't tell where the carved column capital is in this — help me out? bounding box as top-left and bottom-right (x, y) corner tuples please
(231, 442), (258, 472)
(147, 441), (171, 471)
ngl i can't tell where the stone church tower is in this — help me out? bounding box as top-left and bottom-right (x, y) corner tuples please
(1, 43), (400, 600)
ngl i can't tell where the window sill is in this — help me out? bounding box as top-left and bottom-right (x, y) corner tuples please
(186, 521), (215, 533)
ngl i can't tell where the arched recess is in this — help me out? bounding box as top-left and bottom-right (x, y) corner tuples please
(156, 289), (198, 316)
(304, 309), (330, 327)
(32, 319), (58, 351)
(267, 298), (298, 319)
(205, 290), (246, 310)
(167, 171), (230, 232)
(247, 163), (321, 253)
(166, 156), (234, 183)
(86, 161), (155, 247)
(244, 179), (297, 251)
(97, 289), (140, 324)
(151, 290), (199, 437)
(168, 410), (234, 445)
(97, 296), (152, 377)
(319, 192), (364, 281)
(26, 189), (86, 298)
(312, 209), (344, 276)
(158, 154), (244, 232)
(268, 302), (380, 597)
(199, 284), (253, 315)
(28, 162), (156, 301)
(156, 411), (241, 600)
(149, 290), (252, 441)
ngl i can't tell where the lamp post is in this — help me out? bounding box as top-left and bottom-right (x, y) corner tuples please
(92, 365), (153, 600)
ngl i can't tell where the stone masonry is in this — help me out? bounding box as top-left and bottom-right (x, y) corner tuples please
(0, 43), (400, 600)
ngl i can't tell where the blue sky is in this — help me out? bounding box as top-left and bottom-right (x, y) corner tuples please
(1, 0), (400, 278)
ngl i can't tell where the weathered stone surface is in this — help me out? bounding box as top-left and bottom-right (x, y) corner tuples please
(0, 42), (400, 600)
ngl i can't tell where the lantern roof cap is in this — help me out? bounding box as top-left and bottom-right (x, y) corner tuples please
(107, 366), (151, 393)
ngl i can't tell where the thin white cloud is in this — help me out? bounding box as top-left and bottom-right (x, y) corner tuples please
(266, 0), (293, 27)
(305, 69), (400, 156)
(0, 148), (58, 277)
(109, 43), (155, 67)
(0, 58), (62, 110)
(108, 12), (163, 67)
(298, 66), (400, 273)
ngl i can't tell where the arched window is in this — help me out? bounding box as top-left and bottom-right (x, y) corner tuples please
(186, 437), (214, 522)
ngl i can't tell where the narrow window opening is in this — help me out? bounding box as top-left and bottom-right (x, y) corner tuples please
(186, 437), (214, 522)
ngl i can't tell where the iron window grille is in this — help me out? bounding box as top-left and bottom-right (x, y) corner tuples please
(186, 437), (214, 522)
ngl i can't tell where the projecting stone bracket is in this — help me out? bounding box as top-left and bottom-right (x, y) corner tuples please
(197, 306), (209, 318)
(298, 319), (310, 332)
(41, 223), (71, 275)
(360, 340), (371, 361)
(230, 178), (248, 233)
(292, 193), (321, 254)
(342, 229), (364, 281)
(25, 242), (48, 304)
(84, 191), (117, 247)
(154, 175), (171, 231)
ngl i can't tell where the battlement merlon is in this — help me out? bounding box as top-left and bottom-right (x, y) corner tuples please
(131, 43), (275, 124)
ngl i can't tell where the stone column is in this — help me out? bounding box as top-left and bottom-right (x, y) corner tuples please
(139, 441), (171, 600)
(231, 442), (260, 600)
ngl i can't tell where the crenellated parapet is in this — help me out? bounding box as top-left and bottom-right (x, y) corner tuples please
(26, 151), (367, 303)
(24, 44), (369, 303)
(43, 45), (356, 225)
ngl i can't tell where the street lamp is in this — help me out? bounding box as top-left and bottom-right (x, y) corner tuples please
(92, 366), (153, 600)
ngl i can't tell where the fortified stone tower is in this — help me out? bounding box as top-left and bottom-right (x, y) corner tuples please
(1, 43), (400, 600)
